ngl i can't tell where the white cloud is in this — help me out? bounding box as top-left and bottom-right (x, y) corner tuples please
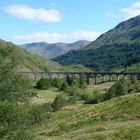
(13, 31), (102, 43)
(132, 2), (140, 8)
(122, 2), (140, 19)
(5, 4), (61, 23)
(71, 31), (102, 41)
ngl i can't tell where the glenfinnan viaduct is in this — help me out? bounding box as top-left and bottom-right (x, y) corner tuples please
(19, 72), (140, 85)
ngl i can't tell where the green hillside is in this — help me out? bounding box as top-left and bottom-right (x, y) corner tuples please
(30, 91), (140, 140)
(84, 15), (140, 50)
(0, 39), (90, 72)
(53, 16), (140, 71)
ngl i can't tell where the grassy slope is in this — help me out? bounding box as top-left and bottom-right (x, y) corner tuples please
(16, 48), (91, 72)
(31, 89), (61, 104)
(0, 39), (91, 72)
(30, 83), (140, 140)
(16, 47), (91, 72)
(38, 94), (140, 140)
(16, 47), (63, 72)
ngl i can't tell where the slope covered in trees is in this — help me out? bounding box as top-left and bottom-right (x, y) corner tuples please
(54, 16), (140, 71)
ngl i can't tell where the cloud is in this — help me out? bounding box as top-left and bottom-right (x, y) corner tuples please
(5, 4), (61, 23)
(122, 2), (140, 19)
(71, 31), (102, 41)
(132, 2), (140, 8)
(13, 31), (102, 43)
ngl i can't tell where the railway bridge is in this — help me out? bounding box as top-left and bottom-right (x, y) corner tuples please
(19, 72), (140, 85)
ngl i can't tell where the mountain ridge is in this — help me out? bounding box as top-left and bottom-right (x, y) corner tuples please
(81, 15), (140, 50)
(53, 15), (140, 71)
(21, 40), (91, 58)
(0, 39), (91, 72)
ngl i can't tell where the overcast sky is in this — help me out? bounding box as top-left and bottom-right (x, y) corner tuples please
(1, 0), (140, 44)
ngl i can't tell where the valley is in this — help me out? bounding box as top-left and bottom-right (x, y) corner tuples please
(25, 82), (140, 140)
(0, 8), (140, 140)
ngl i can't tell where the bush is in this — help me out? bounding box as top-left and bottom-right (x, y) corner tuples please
(66, 76), (80, 87)
(36, 78), (51, 90)
(61, 82), (68, 91)
(82, 90), (104, 104)
(41, 102), (54, 112)
(81, 91), (94, 102)
(107, 78), (140, 100)
(52, 94), (76, 111)
(68, 96), (77, 104)
(51, 77), (62, 88)
(0, 102), (28, 137)
(27, 105), (48, 125)
(66, 87), (83, 99)
(52, 95), (68, 111)
(66, 75), (73, 86)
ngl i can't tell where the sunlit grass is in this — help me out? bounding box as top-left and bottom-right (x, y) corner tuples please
(30, 89), (61, 104)
(28, 82), (140, 140)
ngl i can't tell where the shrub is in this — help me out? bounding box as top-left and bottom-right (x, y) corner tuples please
(107, 78), (140, 100)
(107, 79), (129, 99)
(27, 105), (47, 125)
(66, 75), (73, 86)
(51, 77), (61, 88)
(52, 95), (68, 111)
(66, 76), (80, 87)
(61, 82), (68, 91)
(0, 102), (28, 137)
(81, 91), (94, 102)
(52, 94), (76, 111)
(68, 96), (77, 104)
(36, 78), (51, 90)
(82, 90), (104, 104)
(66, 87), (83, 99)
(41, 102), (54, 112)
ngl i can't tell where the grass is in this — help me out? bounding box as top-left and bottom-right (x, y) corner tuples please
(37, 94), (140, 140)
(28, 82), (140, 140)
(0, 39), (91, 72)
(31, 89), (62, 104)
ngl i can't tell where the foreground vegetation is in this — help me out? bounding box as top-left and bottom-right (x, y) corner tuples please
(34, 93), (140, 140)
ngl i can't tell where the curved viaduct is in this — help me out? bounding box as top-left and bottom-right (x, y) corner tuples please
(19, 72), (140, 85)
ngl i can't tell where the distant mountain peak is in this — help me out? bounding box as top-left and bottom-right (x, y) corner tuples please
(115, 15), (140, 30)
(20, 40), (91, 58)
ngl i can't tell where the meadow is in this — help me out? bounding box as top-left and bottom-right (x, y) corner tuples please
(28, 82), (140, 140)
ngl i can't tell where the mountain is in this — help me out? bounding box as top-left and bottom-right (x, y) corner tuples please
(53, 15), (140, 71)
(83, 15), (140, 50)
(21, 40), (91, 58)
(0, 39), (63, 72)
(0, 39), (91, 72)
